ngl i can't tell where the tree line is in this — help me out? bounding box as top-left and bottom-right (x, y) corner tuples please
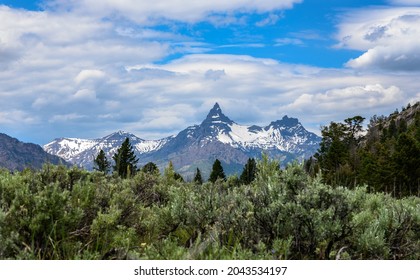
(93, 138), (258, 185)
(306, 102), (419, 197)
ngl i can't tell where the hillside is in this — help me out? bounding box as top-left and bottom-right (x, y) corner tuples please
(310, 101), (419, 197)
(0, 133), (68, 171)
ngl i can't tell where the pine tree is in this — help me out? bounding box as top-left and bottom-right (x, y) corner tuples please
(194, 168), (203, 185)
(240, 158), (257, 185)
(93, 149), (110, 174)
(209, 159), (226, 183)
(142, 162), (159, 175)
(112, 138), (139, 178)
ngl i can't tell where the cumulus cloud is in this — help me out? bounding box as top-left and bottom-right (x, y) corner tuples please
(0, 110), (39, 125)
(284, 84), (403, 113)
(1, 2), (419, 144)
(123, 54), (416, 132)
(336, 7), (420, 71)
(75, 69), (107, 85)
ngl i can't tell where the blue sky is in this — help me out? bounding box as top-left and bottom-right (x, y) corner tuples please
(0, 0), (419, 144)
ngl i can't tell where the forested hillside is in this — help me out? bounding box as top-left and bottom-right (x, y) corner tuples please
(1, 157), (418, 260)
(307, 102), (419, 197)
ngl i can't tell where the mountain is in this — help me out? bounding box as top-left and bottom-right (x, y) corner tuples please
(0, 133), (68, 171)
(44, 103), (321, 178)
(44, 131), (171, 170)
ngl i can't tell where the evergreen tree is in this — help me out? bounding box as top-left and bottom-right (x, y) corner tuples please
(142, 162), (159, 175)
(93, 149), (110, 174)
(173, 172), (184, 182)
(393, 133), (420, 195)
(314, 122), (349, 185)
(112, 138), (139, 178)
(240, 158), (257, 185)
(194, 168), (203, 185)
(209, 159), (226, 183)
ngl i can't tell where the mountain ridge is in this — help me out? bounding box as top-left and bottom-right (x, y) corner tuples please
(44, 103), (321, 178)
(0, 133), (68, 171)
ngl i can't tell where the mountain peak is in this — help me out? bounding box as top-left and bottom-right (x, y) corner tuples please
(208, 102), (222, 116)
(102, 130), (143, 142)
(202, 102), (233, 125)
(269, 115), (300, 128)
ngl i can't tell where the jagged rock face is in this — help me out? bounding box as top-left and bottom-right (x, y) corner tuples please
(44, 103), (321, 178)
(0, 133), (68, 171)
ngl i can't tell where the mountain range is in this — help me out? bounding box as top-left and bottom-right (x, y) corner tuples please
(0, 133), (67, 171)
(44, 103), (321, 179)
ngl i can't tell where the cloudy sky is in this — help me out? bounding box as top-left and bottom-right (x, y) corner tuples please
(1, 0), (419, 144)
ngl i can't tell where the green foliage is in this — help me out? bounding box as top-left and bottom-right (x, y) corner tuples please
(209, 159), (226, 183)
(0, 156), (418, 260)
(314, 102), (420, 197)
(113, 138), (139, 178)
(240, 158), (257, 185)
(193, 168), (203, 185)
(93, 149), (110, 174)
(141, 162), (159, 175)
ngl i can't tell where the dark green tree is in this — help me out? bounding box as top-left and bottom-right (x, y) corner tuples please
(314, 122), (349, 185)
(315, 116), (366, 187)
(112, 138), (139, 178)
(393, 133), (420, 196)
(209, 159), (226, 183)
(344, 116), (365, 143)
(193, 168), (203, 185)
(240, 158), (257, 185)
(93, 149), (110, 174)
(142, 162), (159, 175)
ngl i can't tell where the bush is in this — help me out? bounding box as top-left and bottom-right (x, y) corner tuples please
(0, 160), (418, 260)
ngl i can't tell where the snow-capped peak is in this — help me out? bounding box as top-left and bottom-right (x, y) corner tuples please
(202, 102), (234, 126)
(44, 103), (321, 172)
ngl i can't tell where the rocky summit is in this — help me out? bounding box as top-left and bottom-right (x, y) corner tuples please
(44, 103), (321, 179)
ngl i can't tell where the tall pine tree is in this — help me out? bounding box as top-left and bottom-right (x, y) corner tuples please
(113, 138), (139, 178)
(93, 149), (110, 174)
(194, 168), (203, 185)
(209, 159), (226, 183)
(240, 158), (257, 185)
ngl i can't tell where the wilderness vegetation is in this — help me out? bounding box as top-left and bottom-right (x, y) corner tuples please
(0, 103), (418, 260)
(307, 102), (420, 197)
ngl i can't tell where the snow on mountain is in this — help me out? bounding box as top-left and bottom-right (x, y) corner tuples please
(43, 130), (168, 169)
(43, 103), (321, 175)
(44, 138), (98, 161)
(175, 103), (319, 157)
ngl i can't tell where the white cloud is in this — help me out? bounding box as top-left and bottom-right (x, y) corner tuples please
(1, 2), (419, 144)
(123, 54), (417, 133)
(336, 7), (420, 71)
(75, 69), (106, 85)
(45, 0), (302, 24)
(256, 13), (283, 27)
(284, 84), (403, 113)
(0, 110), (39, 125)
(49, 113), (87, 123)
(275, 38), (304, 46)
